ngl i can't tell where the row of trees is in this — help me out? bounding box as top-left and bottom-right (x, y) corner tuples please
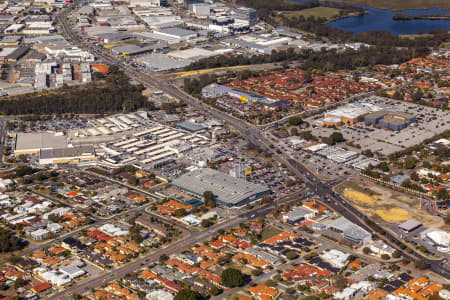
(186, 46), (428, 74)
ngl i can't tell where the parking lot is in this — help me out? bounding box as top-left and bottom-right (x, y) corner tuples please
(307, 99), (450, 155)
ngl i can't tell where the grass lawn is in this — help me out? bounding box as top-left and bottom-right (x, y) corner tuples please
(321, 0), (449, 11)
(399, 34), (434, 39)
(260, 226), (282, 241)
(292, 88), (305, 94)
(282, 7), (343, 20)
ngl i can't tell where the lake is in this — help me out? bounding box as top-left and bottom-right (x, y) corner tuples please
(292, 0), (450, 34)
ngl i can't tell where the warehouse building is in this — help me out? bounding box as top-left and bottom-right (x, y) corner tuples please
(128, 0), (167, 7)
(172, 168), (271, 207)
(14, 132), (68, 155)
(152, 28), (197, 43)
(202, 83), (267, 103)
(175, 121), (206, 132)
(137, 53), (191, 71)
(39, 146), (96, 165)
(111, 42), (167, 56)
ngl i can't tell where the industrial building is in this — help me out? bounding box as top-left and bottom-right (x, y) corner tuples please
(282, 206), (315, 224)
(39, 146), (97, 165)
(202, 83), (286, 109)
(175, 121), (206, 132)
(152, 28), (197, 43)
(364, 110), (416, 130)
(326, 216), (371, 245)
(172, 168), (271, 207)
(398, 219), (422, 233)
(192, 3), (210, 17)
(14, 132), (68, 155)
(136, 53), (191, 71)
(111, 42), (167, 56)
(234, 7), (257, 26)
(127, 0), (167, 7)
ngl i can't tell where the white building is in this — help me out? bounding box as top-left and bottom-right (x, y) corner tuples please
(181, 214), (201, 226)
(40, 270), (71, 286)
(334, 281), (374, 300)
(192, 3), (210, 17)
(47, 222), (63, 234)
(0, 178), (13, 189)
(152, 28), (197, 43)
(59, 265), (85, 279)
(369, 240), (396, 256)
(321, 249), (350, 268)
(424, 230), (450, 253)
(30, 228), (49, 240)
(128, 0), (165, 7)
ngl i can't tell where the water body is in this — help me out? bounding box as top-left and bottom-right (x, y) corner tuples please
(292, 0), (450, 34)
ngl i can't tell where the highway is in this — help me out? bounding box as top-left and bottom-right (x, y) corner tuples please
(54, 1), (450, 292)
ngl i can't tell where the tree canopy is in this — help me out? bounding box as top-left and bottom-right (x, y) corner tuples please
(0, 228), (24, 253)
(174, 289), (201, 300)
(221, 268), (244, 287)
(323, 132), (344, 145)
(0, 71), (154, 115)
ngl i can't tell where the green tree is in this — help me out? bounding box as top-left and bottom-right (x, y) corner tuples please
(435, 188), (449, 200)
(174, 289), (201, 300)
(201, 219), (213, 228)
(209, 286), (221, 296)
(14, 277), (26, 289)
(362, 149), (374, 157)
(377, 162), (390, 172)
(159, 254), (169, 262)
(221, 268), (244, 287)
(290, 127), (298, 136)
(323, 131), (344, 145)
(128, 175), (139, 186)
(129, 225), (142, 243)
(286, 251), (299, 260)
(404, 157), (416, 169)
(414, 259), (427, 270)
(174, 208), (187, 218)
(203, 191), (213, 202)
(288, 116), (303, 126)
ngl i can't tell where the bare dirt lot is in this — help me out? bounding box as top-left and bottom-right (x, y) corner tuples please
(335, 180), (444, 228)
